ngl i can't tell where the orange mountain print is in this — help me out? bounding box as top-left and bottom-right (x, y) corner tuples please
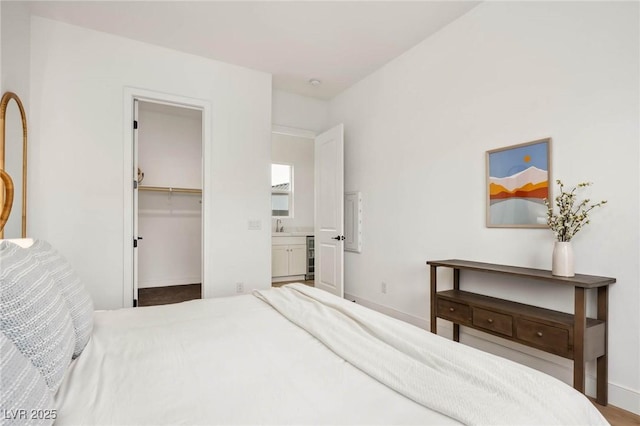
(488, 166), (549, 202)
(490, 181), (548, 200)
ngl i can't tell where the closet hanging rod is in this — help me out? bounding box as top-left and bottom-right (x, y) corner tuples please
(138, 185), (202, 194)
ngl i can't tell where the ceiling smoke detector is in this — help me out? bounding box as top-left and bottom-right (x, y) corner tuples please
(308, 78), (322, 86)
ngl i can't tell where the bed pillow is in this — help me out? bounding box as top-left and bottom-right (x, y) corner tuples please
(29, 240), (94, 358)
(0, 241), (75, 392)
(0, 331), (55, 426)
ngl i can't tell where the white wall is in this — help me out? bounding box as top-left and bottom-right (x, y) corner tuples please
(1, 1), (29, 97)
(138, 102), (202, 189)
(330, 1), (639, 413)
(0, 3), (2, 93)
(29, 17), (272, 309)
(1, 1), (30, 238)
(138, 102), (202, 288)
(271, 133), (314, 232)
(270, 88), (331, 238)
(272, 89), (329, 134)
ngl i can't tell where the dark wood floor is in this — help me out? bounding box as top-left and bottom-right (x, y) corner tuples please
(272, 280), (315, 288)
(138, 283), (201, 306)
(138, 281), (313, 307)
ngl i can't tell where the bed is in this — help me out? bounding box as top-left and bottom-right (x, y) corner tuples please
(0, 238), (609, 425)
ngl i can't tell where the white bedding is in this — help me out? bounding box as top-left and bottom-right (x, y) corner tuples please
(256, 284), (607, 426)
(55, 284), (607, 425)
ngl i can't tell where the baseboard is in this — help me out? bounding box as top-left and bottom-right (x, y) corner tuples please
(272, 275), (306, 283)
(345, 293), (429, 330)
(344, 292), (640, 415)
(138, 276), (201, 288)
(138, 209), (201, 217)
(608, 383), (640, 415)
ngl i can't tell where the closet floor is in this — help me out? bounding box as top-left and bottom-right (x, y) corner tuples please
(138, 282), (314, 307)
(272, 280), (315, 288)
(138, 284), (202, 307)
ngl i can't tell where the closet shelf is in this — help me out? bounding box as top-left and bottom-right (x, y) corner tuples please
(139, 185), (202, 194)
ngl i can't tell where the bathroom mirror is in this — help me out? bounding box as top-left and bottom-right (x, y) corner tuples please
(0, 92), (28, 238)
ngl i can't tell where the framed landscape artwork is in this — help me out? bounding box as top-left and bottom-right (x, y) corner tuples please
(486, 138), (551, 228)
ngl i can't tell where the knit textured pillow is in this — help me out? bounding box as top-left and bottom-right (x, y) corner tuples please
(0, 331), (55, 426)
(30, 240), (94, 358)
(0, 241), (75, 392)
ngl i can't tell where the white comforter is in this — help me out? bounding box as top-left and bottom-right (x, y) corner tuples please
(256, 284), (608, 426)
(55, 284), (607, 425)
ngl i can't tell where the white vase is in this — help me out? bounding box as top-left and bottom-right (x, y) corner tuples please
(552, 241), (575, 277)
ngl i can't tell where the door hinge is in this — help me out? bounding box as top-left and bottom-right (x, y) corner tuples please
(133, 180), (138, 189)
(133, 120), (138, 129)
(133, 239), (138, 248)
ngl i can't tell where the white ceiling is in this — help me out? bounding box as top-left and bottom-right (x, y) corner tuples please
(28, 1), (480, 100)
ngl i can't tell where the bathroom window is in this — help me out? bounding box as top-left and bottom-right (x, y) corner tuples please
(272, 163), (293, 217)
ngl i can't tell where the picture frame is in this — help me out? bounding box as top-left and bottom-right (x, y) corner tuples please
(486, 138), (552, 228)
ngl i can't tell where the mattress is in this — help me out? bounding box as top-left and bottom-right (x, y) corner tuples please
(54, 284), (607, 425)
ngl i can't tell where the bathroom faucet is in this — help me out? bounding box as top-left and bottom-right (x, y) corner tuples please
(276, 219), (283, 233)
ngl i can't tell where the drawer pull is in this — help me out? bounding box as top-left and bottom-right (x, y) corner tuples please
(449, 307), (455, 312)
(536, 331), (543, 337)
(487, 318), (494, 324)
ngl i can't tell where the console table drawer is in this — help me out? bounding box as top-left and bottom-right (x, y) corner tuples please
(516, 318), (570, 356)
(428, 259), (615, 405)
(472, 307), (513, 337)
(437, 299), (471, 324)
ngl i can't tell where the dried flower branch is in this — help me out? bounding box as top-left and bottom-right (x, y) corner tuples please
(543, 180), (607, 242)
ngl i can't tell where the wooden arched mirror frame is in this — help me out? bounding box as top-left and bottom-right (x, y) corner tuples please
(0, 91), (28, 238)
(0, 170), (15, 232)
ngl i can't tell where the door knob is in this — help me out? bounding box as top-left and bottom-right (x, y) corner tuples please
(331, 235), (345, 240)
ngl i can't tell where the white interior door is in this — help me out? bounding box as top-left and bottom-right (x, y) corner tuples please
(314, 124), (344, 297)
(132, 99), (140, 306)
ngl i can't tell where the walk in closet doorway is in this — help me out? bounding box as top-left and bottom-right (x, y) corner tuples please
(134, 100), (203, 306)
